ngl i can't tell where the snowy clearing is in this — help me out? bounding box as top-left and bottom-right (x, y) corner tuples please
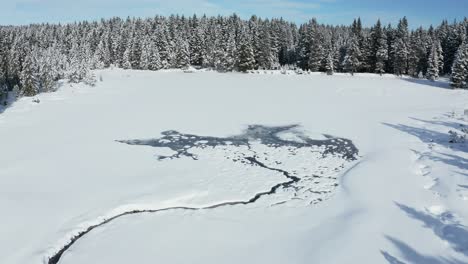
(0, 69), (467, 264)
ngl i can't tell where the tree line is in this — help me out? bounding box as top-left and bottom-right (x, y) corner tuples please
(0, 14), (468, 103)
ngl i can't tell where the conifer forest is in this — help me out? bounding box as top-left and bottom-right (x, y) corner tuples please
(0, 15), (468, 103)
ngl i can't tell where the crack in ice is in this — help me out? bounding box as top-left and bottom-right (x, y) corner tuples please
(46, 156), (301, 264)
(45, 125), (359, 264)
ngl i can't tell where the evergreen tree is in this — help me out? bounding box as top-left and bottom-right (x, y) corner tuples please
(308, 24), (324, 72)
(139, 37), (151, 70)
(407, 29), (427, 77)
(1, 13), (468, 103)
(175, 36), (190, 69)
(0, 54), (5, 101)
(427, 42), (440, 81)
(122, 46), (132, 69)
(325, 51), (334, 75)
(393, 17), (409, 75)
(296, 24), (311, 69)
(439, 21), (465, 74)
(343, 35), (361, 75)
(373, 20), (389, 75)
(129, 23), (143, 68)
(436, 40), (444, 73)
(189, 15), (205, 66)
(385, 24), (396, 74)
(237, 28), (255, 72)
(307, 19), (325, 72)
(93, 39), (109, 69)
(20, 49), (38, 97)
(149, 42), (163, 71)
(375, 34), (388, 75)
(154, 23), (170, 69)
(36, 47), (62, 92)
(67, 43), (94, 85)
(221, 31), (237, 71)
(451, 40), (468, 88)
(257, 24), (273, 69)
(393, 38), (408, 75)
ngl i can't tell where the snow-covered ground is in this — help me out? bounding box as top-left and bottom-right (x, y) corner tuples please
(0, 69), (467, 264)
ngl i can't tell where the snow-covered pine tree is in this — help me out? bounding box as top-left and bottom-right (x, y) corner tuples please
(308, 25), (324, 72)
(451, 40), (468, 88)
(110, 26), (123, 66)
(373, 19), (389, 75)
(0, 44), (5, 84)
(154, 22), (170, 69)
(352, 18), (368, 72)
(36, 47), (61, 92)
(139, 37), (151, 70)
(393, 17), (409, 75)
(67, 43), (82, 82)
(20, 49), (38, 97)
(258, 23), (273, 69)
(1, 14), (468, 102)
(222, 31), (237, 72)
(343, 34), (361, 75)
(237, 28), (256, 72)
(7, 37), (23, 84)
(325, 51), (334, 75)
(308, 33), (324, 72)
(296, 24), (311, 70)
(129, 21), (143, 69)
(175, 36), (190, 69)
(407, 29), (424, 77)
(384, 24), (396, 74)
(122, 45), (132, 70)
(393, 38), (408, 75)
(360, 35), (374, 73)
(249, 16), (262, 69)
(67, 42), (95, 85)
(189, 15), (205, 66)
(212, 25), (226, 71)
(0, 61), (6, 103)
(436, 40), (444, 73)
(375, 35), (388, 76)
(0, 55), (5, 98)
(375, 36), (388, 74)
(427, 41), (440, 81)
(92, 39), (108, 69)
(149, 41), (163, 71)
(439, 20), (465, 75)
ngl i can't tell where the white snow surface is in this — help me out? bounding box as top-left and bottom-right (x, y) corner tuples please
(0, 69), (468, 264)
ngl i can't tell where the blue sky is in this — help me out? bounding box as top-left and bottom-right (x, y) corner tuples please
(1, 0), (467, 27)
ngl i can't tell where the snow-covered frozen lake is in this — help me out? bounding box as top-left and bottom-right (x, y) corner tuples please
(0, 69), (467, 264)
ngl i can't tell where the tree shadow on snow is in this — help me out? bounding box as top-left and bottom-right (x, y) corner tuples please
(0, 101), (10, 114)
(383, 123), (447, 145)
(381, 250), (407, 264)
(395, 202), (468, 256)
(383, 122), (467, 153)
(0, 92), (18, 114)
(383, 121), (467, 179)
(382, 123), (466, 152)
(401, 77), (451, 89)
(381, 236), (465, 264)
(409, 117), (467, 132)
(410, 149), (468, 176)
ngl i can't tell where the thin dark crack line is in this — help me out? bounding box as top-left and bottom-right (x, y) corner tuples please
(46, 156), (300, 264)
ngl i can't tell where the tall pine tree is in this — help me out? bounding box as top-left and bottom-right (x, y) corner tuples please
(237, 28), (255, 72)
(343, 34), (361, 75)
(451, 40), (468, 88)
(427, 41), (441, 81)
